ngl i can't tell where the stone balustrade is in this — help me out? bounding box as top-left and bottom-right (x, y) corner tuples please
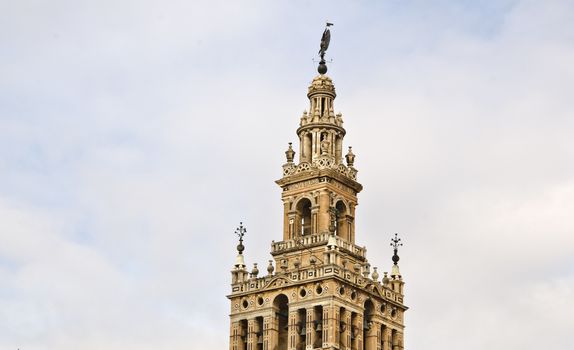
(271, 233), (366, 258)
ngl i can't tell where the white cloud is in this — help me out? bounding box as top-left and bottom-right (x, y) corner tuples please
(0, 1), (573, 349)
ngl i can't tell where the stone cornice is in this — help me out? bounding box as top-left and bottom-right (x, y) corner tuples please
(276, 168), (363, 194)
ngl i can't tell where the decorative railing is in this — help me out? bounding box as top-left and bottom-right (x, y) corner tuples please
(335, 237), (366, 257)
(271, 233), (366, 258)
(271, 233), (330, 252)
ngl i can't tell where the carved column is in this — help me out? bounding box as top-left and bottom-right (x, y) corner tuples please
(375, 322), (383, 350)
(335, 133), (342, 163)
(351, 313), (363, 350)
(330, 130), (336, 156)
(341, 309), (351, 350)
(321, 305), (328, 348)
(283, 201), (291, 240)
(365, 320), (380, 350)
(323, 305), (337, 348)
(304, 132), (309, 161)
(394, 331), (404, 350)
(317, 190), (331, 234)
(381, 327), (391, 350)
(345, 216), (354, 243)
(334, 306), (341, 349)
(312, 130), (319, 159)
(349, 203), (356, 244)
(311, 205), (320, 235)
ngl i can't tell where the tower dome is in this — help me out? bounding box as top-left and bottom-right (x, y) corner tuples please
(307, 74), (336, 98)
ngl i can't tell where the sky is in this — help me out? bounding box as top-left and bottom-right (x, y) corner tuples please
(1, 0), (573, 349)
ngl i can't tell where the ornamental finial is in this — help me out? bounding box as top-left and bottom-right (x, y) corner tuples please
(390, 233), (403, 265)
(345, 146), (355, 167)
(317, 22), (333, 74)
(235, 222), (247, 254)
(285, 142), (295, 163)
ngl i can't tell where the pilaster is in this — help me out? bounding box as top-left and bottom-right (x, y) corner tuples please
(264, 314), (277, 350)
(382, 327), (391, 350)
(305, 307), (315, 349)
(247, 319), (257, 350)
(288, 309), (299, 350)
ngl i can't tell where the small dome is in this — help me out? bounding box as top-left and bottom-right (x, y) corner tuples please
(308, 74), (336, 97)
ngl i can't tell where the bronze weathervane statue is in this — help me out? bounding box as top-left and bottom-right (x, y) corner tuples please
(317, 22), (333, 74)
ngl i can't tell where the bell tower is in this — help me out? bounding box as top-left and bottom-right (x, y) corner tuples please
(279, 71), (361, 244)
(228, 25), (407, 350)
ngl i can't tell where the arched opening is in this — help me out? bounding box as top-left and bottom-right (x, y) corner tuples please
(239, 319), (248, 350)
(296, 309), (306, 349)
(363, 300), (375, 350)
(255, 316), (263, 350)
(335, 135), (342, 162)
(335, 201), (348, 240)
(313, 305), (324, 348)
(273, 294), (289, 350)
(296, 198), (312, 236)
(303, 133), (312, 161)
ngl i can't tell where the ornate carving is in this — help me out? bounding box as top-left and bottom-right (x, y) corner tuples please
(287, 178), (320, 191)
(283, 156), (358, 181)
(296, 162), (311, 173)
(283, 163), (296, 176)
(307, 75), (336, 96)
(314, 155), (335, 169)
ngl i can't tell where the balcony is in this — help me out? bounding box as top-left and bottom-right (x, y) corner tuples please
(271, 233), (366, 259)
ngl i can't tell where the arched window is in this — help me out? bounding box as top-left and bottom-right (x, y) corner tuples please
(296, 198), (312, 236)
(335, 201), (348, 239)
(239, 319), (248, 350)
(303, 133), (312, 161)
(313, 305), (324, 349)
(297, 308), (307, 347)
(255, 316), (263, 350)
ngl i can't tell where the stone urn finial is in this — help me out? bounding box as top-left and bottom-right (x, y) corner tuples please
(251, 263), (259, 278)
(267, 260), (274, 275)
(285, 142), (295, 163)
(345, 146), (355, 167)
(372, 267), (379, 282)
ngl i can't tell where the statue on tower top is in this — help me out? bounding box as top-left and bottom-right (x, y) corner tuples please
(318, 22), (333, 74)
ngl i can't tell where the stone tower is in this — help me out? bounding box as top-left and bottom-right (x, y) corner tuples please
(228, 37), (407, 350)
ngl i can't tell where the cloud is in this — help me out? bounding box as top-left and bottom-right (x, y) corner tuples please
(0, 0), (573, 349)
